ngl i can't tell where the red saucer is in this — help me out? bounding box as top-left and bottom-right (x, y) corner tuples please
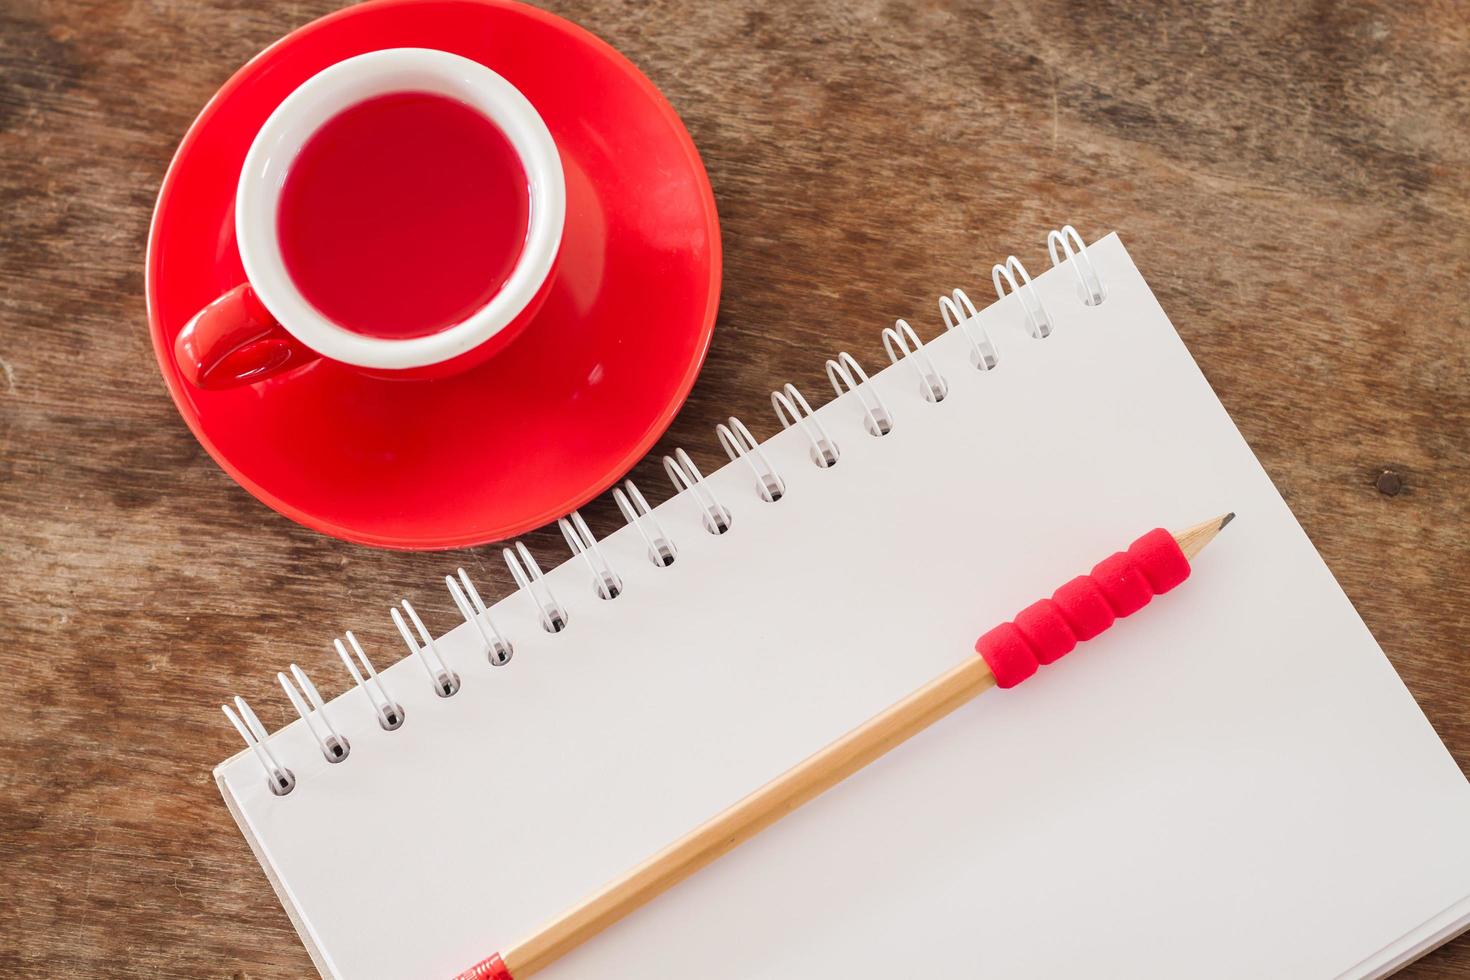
(146, 0), (720, 549)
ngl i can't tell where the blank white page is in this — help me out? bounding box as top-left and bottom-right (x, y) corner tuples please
(217, 234), (1470, 980)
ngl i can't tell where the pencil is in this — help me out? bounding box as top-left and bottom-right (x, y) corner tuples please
(454, 514), (1235, 980)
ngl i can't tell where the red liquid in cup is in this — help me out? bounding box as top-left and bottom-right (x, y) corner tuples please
(277, 91), (531, 340)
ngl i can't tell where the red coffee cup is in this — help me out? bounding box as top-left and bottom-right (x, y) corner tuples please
(175, 48), (566, 389)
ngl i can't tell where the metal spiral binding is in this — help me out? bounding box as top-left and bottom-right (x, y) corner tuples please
(991, 256), (1051, 339)
(883, 318), (949, 400)
(278, 663), (350, 762)
(1048, 224), (1106, 305)
(938, 289), (999, 370)
(717, 416), (784, 502)
(559, 511), (624, 599)
(222, 696), (295, 795)
(664, 447), (732, 533)
(221, 224), (1108, 797)
(505, 540), (569, 631)
(826, 351), (892, 436)
(771, 383), (839, 467)
(614, 479), (677, 566)
(335, 631), (404, 730)
(447, 569), (513, 665)
(392, 599), (461, 696)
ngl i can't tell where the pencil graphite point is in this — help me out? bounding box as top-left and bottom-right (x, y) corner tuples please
(1173, 512), (1236, 561)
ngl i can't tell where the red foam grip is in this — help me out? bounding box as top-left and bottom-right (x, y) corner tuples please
(1091, 552), (1153, 617)
(452, 954), (514, 980)
(1128, 527), (1192, 592)
(1014, 599), (1076, 665)
(974, 622), (1038, 688)
(975, 528), (1191, 688)
(1053, 576), (1114, 641)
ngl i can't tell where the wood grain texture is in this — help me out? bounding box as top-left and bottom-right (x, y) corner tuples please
(1, 0), (1467, 976)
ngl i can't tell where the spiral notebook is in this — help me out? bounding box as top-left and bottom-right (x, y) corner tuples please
(216, 229), (1470, 980)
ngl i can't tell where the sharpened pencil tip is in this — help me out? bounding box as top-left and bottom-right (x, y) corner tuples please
(1173, 513), (1235, 560)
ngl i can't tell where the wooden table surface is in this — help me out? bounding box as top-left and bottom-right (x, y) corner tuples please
(2, 0), (1467, 975)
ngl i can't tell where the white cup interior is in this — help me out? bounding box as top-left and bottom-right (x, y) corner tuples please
(236, 48), (565, 371)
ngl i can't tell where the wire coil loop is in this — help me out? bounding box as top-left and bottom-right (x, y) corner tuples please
(937, 290), (998, 370)
(613, 479), (677, 566)
(278, 663), (350, 763)
(1047, 224), (1105, 305)
(335, 631), (405, 730)
(664, 448), (732, 533)
(717, 416), (785, 502)
(504, 541), (569, 632)
(447, 569), (514, 665)
(559, 512), (624, 599)
(222, 696), (295, 796)
(771, 383), (840, 467)
(882, 319), (949, 399)
(826, 352), (892, 436)
(991, 256), (1051, 339)
(392, 599), (461, 696)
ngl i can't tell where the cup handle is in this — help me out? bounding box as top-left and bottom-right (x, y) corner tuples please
(174, 284), (318, 389)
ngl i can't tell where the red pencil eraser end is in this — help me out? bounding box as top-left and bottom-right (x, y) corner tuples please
(453, 953), (514, 980)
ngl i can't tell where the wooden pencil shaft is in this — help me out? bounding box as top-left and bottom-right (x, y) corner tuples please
(503, 656), (997, 977)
